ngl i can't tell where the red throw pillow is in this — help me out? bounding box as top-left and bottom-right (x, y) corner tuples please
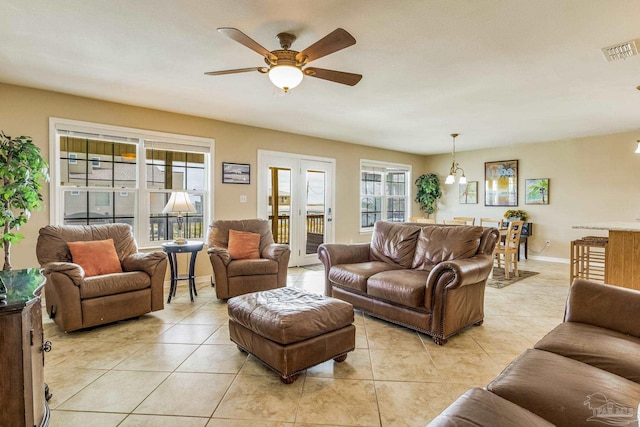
(67, 239), (123, 277)
(228, 230), (261, 260)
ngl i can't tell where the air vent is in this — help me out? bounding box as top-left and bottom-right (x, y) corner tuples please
(601, 39), (639, 61)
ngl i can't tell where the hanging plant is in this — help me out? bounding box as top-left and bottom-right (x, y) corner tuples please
(414, 173), (442, 216)
(0, 131), (49, 270)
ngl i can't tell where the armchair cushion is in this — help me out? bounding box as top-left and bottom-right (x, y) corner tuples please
(67, 238), (122, 277)
(228, 258), (278, 277)
(228, 230), (260, 260)
(80, 271), (150, 299)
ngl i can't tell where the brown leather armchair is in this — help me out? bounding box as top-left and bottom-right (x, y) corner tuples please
(208, 219), (290, 299)
(36, 224), (167, 332)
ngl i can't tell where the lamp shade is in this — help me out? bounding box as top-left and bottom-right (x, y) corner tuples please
(636, 140), (640, 154)
(162, 191), (196, 214)
(268, 65), (303, 91)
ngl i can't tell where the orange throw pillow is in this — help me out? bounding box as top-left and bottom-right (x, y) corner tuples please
(228, 230), (261, 260)
(67, 239), (123, 277)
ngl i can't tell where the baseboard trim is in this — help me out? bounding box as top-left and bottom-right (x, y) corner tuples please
(528, 255), (569, 264)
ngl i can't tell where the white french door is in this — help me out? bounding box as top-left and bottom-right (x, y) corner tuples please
(257, 151), (335, 266)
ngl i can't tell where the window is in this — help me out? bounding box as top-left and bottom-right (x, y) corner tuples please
(50, 118), (213, 247)
(360, 160), (411, 230)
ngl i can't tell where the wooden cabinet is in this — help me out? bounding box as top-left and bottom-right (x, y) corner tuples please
(0, 269), (50, 427)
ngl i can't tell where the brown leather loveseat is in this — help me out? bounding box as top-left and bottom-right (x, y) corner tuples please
(430, 279), (640, 426)
(36, 224), (167, 332)
(318, 221), (500, 345)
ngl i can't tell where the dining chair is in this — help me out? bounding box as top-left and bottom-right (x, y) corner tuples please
(494, 220), (524, 279)
(453, 216), (475, 225)
(409, 217), (436, 224)
(480, 217), (504, 229)
(443, 219), (466, 225)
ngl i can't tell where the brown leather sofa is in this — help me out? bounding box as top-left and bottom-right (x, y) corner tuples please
(430, 278), (640, 426)
(208, 219), (290, 299)
(36, 224), (167, 332)
(318, 221), (500, 345)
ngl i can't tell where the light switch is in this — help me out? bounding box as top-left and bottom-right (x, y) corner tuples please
(240, 195), (247, 203)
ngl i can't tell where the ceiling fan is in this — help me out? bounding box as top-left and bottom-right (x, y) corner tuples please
(205, 27), (362, 93)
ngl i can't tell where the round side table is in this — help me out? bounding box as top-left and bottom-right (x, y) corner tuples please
(162, 241), (204, 302)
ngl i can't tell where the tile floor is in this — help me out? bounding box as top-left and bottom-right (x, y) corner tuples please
(44, 259), (570, 427)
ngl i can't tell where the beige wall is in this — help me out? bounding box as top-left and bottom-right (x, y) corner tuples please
(424, 132), (640, 261)
(0, 83), (423, 277)
(4, 82), (637, 277)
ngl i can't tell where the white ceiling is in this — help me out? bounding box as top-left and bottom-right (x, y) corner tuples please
(1, 0), (639, 155)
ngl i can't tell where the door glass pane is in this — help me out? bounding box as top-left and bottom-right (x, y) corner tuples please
(268, 167), (291, 244)
(305, 170), (325, 255)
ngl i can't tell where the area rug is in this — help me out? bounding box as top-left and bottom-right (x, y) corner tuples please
(487, 268), (539, 289)
(303, 264), (325, 271)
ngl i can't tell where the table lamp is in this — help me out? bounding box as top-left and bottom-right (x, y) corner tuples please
(162, 191), (196, 244)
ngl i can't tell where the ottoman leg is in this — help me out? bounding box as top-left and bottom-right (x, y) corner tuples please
(280, 373), (299, 384)
(334, 353), (348, 363)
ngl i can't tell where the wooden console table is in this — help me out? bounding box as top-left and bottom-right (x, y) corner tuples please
(573, 222), (640, 290)
(0, 268), (51, 427)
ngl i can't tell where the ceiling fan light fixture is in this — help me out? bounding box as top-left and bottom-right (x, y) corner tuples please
(268, 65), (303, 92)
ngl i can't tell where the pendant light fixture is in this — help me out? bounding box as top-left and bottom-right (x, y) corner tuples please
(445, 133), (467, 185)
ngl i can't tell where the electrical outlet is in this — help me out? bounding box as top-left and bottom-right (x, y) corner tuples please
(545, 240), (551, 246)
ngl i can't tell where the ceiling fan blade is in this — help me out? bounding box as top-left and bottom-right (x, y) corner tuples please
(296, 28), (356, 64)
(204, 67), (265, 76)
(217, 28), (277, 62)
(304, 67), (362, 86)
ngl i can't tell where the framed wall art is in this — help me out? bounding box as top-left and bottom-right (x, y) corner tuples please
(484, 160), (518, 206)
(459, 181), (478, 204)
(525, 178), (549, 204)
(222, 162), (250, 184)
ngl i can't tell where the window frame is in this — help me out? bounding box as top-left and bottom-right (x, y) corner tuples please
(49, 118), (214, 248)
(359, 159), (411, 232)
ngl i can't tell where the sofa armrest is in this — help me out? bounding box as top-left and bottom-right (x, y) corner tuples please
(565, 279), (640, 338)
(262, 243), (290, 262)
(41, 261), (85, 286)
(425, 254), (494, 338)
(122, 252), (167, 276)
(425, 254), (493, 311)
(318, 243), (371, 296)
(427, 254), (494, 293)
(318, 243), (370, 268)
(207, 246), (232, 266)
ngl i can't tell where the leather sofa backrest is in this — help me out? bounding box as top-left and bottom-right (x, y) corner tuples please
(411, 225), (484, 270)
(370, 221), (422, 268)
(37, 223), (138, 266)
(208, 219), (275, 253)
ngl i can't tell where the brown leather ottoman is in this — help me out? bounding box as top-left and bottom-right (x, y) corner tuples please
(228, 287), (355, 383)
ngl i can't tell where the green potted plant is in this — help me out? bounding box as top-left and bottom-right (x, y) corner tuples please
(415, 173), (442, 217)
(0, 131), (49, 271)
(503, 209), (528, 222)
